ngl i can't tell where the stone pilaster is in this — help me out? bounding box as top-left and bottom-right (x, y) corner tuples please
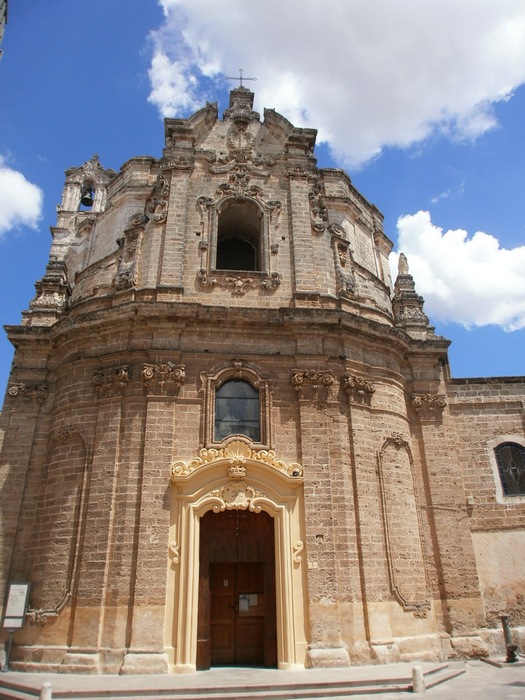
(292, 369), (350, 668)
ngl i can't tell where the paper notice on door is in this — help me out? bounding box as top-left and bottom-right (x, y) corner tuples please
(250, 594), (258, 606)
(239, 594), (250, 612)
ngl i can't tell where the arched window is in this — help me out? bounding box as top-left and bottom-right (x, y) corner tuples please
(216, 202), (261, 271)
(214, 379), (260, 442)
(494, 442), (525, 496)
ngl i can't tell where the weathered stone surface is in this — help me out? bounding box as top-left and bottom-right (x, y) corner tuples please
(0, 87), (524, 675)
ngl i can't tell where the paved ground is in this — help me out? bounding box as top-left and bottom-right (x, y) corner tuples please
(0, 659), (524, 699)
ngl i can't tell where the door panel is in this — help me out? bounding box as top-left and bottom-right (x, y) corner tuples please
(198, 511), (276, 669)
(210, 561), (265, 665)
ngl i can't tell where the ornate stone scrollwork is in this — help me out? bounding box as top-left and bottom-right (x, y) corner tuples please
(286, 165), (312, 179)
(291, 369), (335, 409)
(169, 542), (180, 567)
(197, 268), (217, 289)
(115, 226), (144, 291)
(145, 173), (170, 224)
(260, 272), (281, 291)
(142, 363), (185, 396)
(341, 374), (375, 406)
(93, 365), (130, 398)
(8, 383), (48, 405)
(224, 276), (257, 296)
(293, 541), (304, 566)
(412, 394), (447, 422)
(309, 180), (327, 234)
(171, 439), (303, 479)
(333, 238), (356, 297)
(161, 156), (195, 171)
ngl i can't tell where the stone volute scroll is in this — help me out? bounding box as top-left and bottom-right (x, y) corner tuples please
(341, 373), (375, 406)
(142, 362), (185, 396)
(411, 393), (447, 422)
(291, 369), (335, 409)
(93, 365), (130, 398)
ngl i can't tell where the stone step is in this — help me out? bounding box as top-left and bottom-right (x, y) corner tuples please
(0, 663), (465, 700)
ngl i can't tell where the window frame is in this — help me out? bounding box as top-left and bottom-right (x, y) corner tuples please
(487, 435), (525, 504)
(202, 361), (271, 448)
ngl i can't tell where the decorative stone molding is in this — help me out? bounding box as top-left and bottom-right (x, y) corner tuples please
(161, 156), (195, 171)
(223, 86), (260, 125)
(169, 542), (180, 567)
(142, 362), (185, 396)
(28, 260), (70, 321)
(8, 383), (48, 406)
(341, 374), (375, 406)
(145, 173), (170, 224)
(197, 270), (280, 295)
(293, 540), (304, 566)
(378, 433), (430, 618)
(202, 481), (266, 512)
(392, 254), (431, 332)
(115, 225), (144, 290)
(93, 365), (130, 398)
(171, 439), (303, 480)
(286, 165), (313, 179)
(309, 179), (327, 234)
(412, 394), (447, 422)
(291, 369), (335, 408)
(332, 236), (356, 297)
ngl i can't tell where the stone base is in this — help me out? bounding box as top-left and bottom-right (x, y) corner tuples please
(305, 646), (350, 668)
(370, 642), (401, 664)
(59, 652), (101, 674)
(443, 635), (489, 659)
(120, 652), (169, 675)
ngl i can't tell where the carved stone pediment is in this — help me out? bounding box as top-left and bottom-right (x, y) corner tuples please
(171, 439), (303, 480)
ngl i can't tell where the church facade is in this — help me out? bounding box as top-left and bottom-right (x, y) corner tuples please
(1, 87), (524, 674)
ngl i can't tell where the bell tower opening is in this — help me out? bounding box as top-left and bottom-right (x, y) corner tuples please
(216, 201), (261, 271)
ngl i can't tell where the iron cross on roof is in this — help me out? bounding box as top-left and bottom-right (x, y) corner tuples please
(226, 68), (257, 88)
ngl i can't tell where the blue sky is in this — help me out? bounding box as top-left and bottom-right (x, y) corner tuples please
(1, 1), (524, 400)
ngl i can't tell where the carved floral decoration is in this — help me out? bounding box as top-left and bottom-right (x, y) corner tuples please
(145, 174), (170, 224)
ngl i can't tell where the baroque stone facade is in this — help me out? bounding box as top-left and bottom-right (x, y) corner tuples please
(1, 87), (524, 674)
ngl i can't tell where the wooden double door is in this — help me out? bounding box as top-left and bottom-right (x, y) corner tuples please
(197, 510), (277, 668)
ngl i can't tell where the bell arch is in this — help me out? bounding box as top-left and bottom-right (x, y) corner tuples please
(166, 439), (307, 672)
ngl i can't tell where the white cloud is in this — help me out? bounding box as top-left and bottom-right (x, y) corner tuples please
(391, 211), (525, 331)
(0, 157), (43, 237)
(148, 0), (525, 166)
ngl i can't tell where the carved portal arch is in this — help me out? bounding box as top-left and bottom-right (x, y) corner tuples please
(167, 439), (307, 672)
